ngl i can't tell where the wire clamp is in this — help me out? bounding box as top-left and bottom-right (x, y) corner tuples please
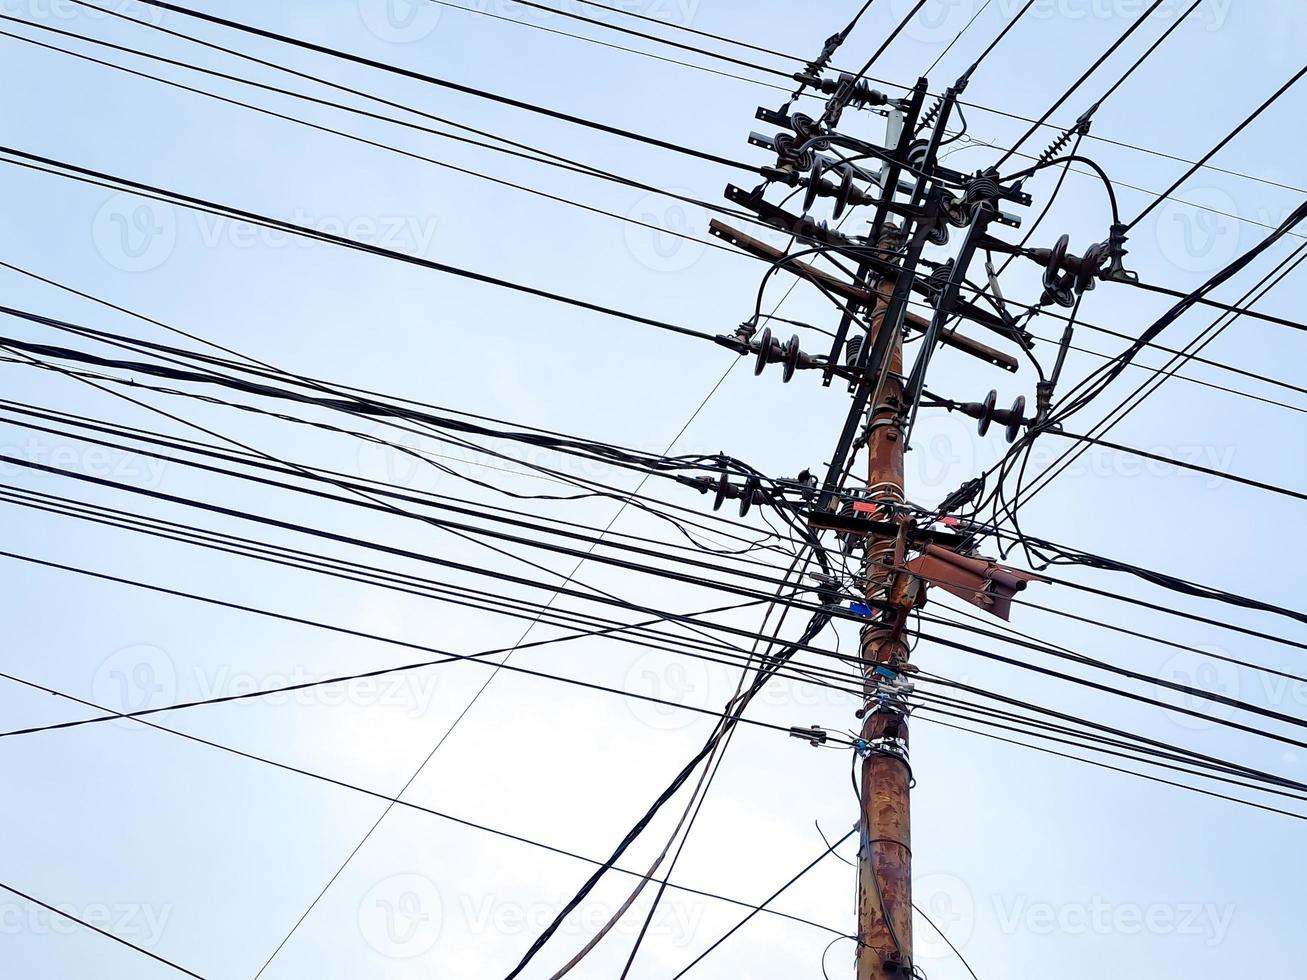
(856, 735), (910, 767)
(790, 724), (830, 747)
(1101, 221), (1139, 284)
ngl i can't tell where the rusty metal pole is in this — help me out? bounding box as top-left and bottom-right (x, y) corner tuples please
(855, 232), (916, 979)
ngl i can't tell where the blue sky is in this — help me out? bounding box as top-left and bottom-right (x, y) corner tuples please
(0, 0), (1304, 977)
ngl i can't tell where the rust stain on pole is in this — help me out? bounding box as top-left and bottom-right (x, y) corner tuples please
(856, 235), (916, 979)
(857, 710), (913, 976)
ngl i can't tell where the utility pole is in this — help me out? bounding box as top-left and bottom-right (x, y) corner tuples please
(709, 51), (1061, 979)
(855, 237), (916, 979)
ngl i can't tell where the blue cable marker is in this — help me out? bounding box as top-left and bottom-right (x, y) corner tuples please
(848, 601), (872, 617)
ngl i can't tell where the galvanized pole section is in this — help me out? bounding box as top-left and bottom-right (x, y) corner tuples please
(855, 237), (916, 979)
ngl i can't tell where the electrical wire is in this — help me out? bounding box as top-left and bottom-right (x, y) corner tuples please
(915, 671), (1307, 796)
(920, 716), (1306, 822)
(0, 146), (728, 347)
(68, 0), (756, 171)
(1001, 229), (1307, 530)
(910, 627), (1307, 756)
(3, 16), (1295, 291)
(995, 0), (1167, 165)
(0, 882), (205, 979)
(554, 552), (816, 978)
(0, 538), (861, 741)
(0, 17), (779, 244)
(502, 608), (834, 977)
(1127, 61), (1307, 231)
(0, 287), (799, 560)
(669, 827), (857, 977)
(457, 0), (1306, 198)
(0, 661), (860, 936)
(1045, 428), (1307, 504)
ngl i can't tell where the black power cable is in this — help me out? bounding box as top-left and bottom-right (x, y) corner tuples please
(1123, 276), (1307, 335)
(1019, 322), (1307, 415)
(960, 211), (1307, 555)
(954, 0), (1037, 81)
(933, 591), (1307, 691)
(917, 696), (1307, 812)
(0, 541), (855, 742)
(0, 397), (790, 579)
(0, 882), (205, 979)
(1087, 0), (1204, 110)
(1004, 226), (1307, 530)
(1127, 61), (1307, 232)
(0, 18), (776, 241)
(554, 552), (818, 978)
(913, 628), (1307, 756)
(669, 827), (858, 977)
(915, 613), (1307, 739)
(68, 0), (755, 172)
(922, 716), (1306, 822)
(915, 506), (1307, 635)
(8, 19), (1304, 337)
(0, 334), (846, 621)
(0, 389), (821, 603)
(502, 608), (833, 978)
(477, 0), (1304, 197)
(0, 284), (836, 576)
(0, 145), (725, 346)
(995, 0), (1167, 165)
(0, 485), (838, 684)
(0, 659), (856, 938)
(0, 26), (747, 262)
(3, 343), (808, 575)
(917, 672), (1307, 795)
(924, 0), (997, 77)
(1046, 429), (1307, 504)
(1, 332), (825, 684)
(428, 0), (797, 82)
(0, 453), (867, 658)
(427, 0), (806, 97)
(0, 288), (796, 560)
(913, 684), (1306, 802)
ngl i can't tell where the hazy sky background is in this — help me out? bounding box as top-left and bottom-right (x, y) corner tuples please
(1, 0), (1305, 977)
